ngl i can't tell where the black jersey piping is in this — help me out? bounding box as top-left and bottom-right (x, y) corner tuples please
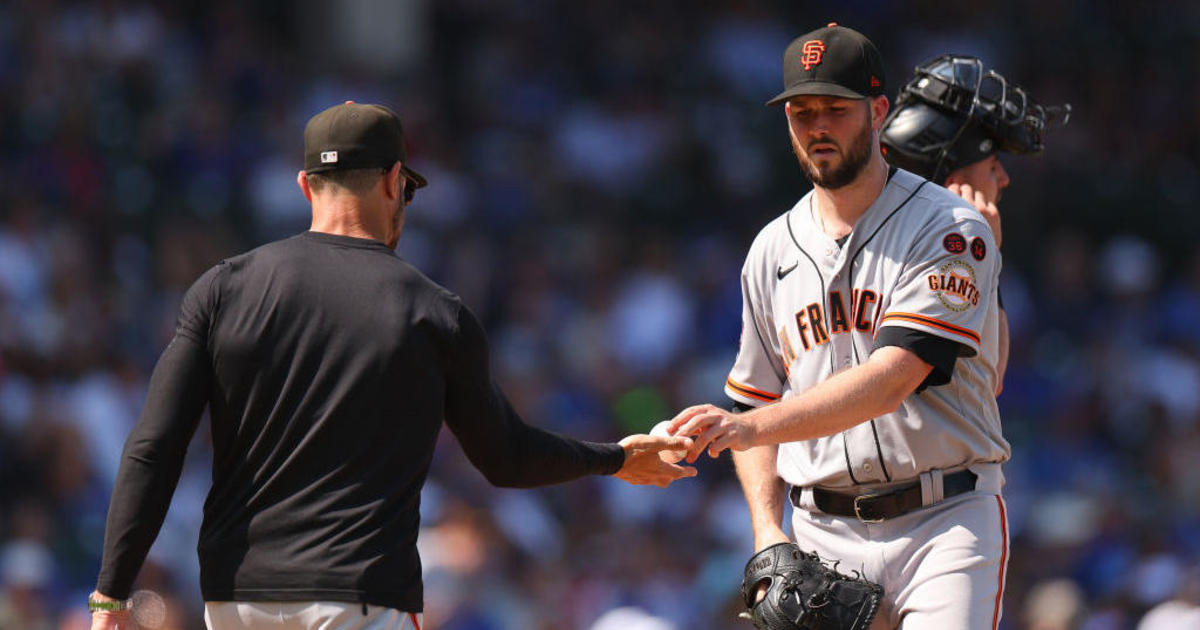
(785, 204), (862, 485)
(845, 177), (929, 483)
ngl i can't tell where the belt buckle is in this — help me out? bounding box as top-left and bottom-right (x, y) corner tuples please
(853, 494), (886, 523)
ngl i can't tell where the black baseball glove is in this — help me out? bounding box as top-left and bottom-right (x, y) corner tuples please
(739, 542), (883, 630)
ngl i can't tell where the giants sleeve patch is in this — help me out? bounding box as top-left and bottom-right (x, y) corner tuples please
(926, 260), (980, 311)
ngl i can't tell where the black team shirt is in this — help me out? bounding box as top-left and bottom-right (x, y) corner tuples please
(96, 231), (624, 612)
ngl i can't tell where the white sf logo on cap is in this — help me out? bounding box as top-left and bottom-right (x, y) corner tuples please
(320, 151), (338, 164)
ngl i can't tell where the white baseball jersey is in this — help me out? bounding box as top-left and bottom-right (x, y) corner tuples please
(725, 168), (1010, 489)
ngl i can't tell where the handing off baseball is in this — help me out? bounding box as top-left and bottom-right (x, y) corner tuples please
(649, 420), (691, 463)
(667, 404), (757, 462)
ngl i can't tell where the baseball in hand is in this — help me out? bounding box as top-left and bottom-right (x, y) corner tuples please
(650, 420), (688, 464)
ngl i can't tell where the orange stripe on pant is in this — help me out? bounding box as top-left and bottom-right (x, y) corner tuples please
(992, 495), (1009, 630)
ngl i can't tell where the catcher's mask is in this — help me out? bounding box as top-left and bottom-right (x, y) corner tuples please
(880, 55), (1070, 182)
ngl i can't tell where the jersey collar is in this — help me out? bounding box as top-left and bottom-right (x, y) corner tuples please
(787, 168), (927, 271)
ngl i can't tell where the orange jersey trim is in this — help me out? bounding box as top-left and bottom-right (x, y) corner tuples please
(880, 312), (981, 345)
(725, 377), (781, 402)
(992, 495), (1009, 630)
(410, 612), (421, 630)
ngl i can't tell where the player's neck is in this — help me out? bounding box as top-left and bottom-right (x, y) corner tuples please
(812, 153), (889, 239)
(309, 195), (390, 245)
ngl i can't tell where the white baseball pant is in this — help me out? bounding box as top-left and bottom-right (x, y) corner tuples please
(790, 471), (1009, 629)
(203, 601), (422, 630)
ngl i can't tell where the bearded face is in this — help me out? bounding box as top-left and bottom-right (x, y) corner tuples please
(788, 99), (877, 190)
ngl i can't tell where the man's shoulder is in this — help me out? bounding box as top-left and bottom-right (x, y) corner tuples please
(217, 236), (460, 303)
(217, 235), (298, 267)
(887, 169), (987, 230)
(395, 258), (462, 305)
(747, 198), (807, 257)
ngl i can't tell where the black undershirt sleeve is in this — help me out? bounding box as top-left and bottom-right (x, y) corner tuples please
(872, 327), (961, 391)
(443, 304), (624, 487)
(96, 334), (211, 598)
(730, 401), (756, 413)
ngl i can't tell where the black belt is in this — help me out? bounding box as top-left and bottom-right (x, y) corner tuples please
(789, 470), (978, 523)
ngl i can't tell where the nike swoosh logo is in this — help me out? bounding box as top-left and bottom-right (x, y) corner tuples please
(777, 261), (798, 280)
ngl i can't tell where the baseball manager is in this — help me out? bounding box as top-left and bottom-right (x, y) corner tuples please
(87, 102), (695, 630)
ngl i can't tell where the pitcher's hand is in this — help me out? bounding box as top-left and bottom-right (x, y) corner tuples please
(668, 404), (759, 462)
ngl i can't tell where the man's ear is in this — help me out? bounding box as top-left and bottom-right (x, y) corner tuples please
(297, 170), (313, 202)
(383, 162), (404, 200)
(871, 95), (890, 130)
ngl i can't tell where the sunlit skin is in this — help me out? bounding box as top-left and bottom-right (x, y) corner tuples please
(946, 154), (1009, 248)
(786, 94), (890, 192)
(296, 163), (409, 249)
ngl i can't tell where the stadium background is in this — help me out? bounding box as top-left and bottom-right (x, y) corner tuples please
(0, 0), (1198, 628)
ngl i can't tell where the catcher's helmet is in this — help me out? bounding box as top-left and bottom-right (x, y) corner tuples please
(880, 55), (1070, 182)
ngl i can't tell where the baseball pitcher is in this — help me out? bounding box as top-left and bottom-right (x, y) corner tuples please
(666, 24), (1063, 630)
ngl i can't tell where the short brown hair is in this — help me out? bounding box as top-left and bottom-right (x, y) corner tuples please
(306, 168), (385, 196)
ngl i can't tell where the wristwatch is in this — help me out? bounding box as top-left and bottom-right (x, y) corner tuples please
(88, 595), (132, 612)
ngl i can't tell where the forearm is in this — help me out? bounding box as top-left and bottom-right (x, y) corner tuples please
(97, 336), (209, 597)
(496, 422), (625, 488)
(448, 380), (624, 488)
(97, 454), (189, 596)
(746, 346), (929, 447)
(444, 305), (624, 487)
(732, 444), (787, 549)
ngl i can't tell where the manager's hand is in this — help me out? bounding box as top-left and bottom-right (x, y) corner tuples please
(89, 591), (131, 630)
(614, 434), (698, 487)
(90, 611), (131, 630)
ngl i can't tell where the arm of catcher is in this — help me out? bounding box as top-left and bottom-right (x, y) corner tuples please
(948, 182), (1001, 250)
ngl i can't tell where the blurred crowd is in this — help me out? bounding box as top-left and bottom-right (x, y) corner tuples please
(0, 1), (1198, 629)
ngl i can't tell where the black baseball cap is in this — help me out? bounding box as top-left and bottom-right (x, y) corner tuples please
(303, 101), (428, 189)
(767, 23), (886, 106)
